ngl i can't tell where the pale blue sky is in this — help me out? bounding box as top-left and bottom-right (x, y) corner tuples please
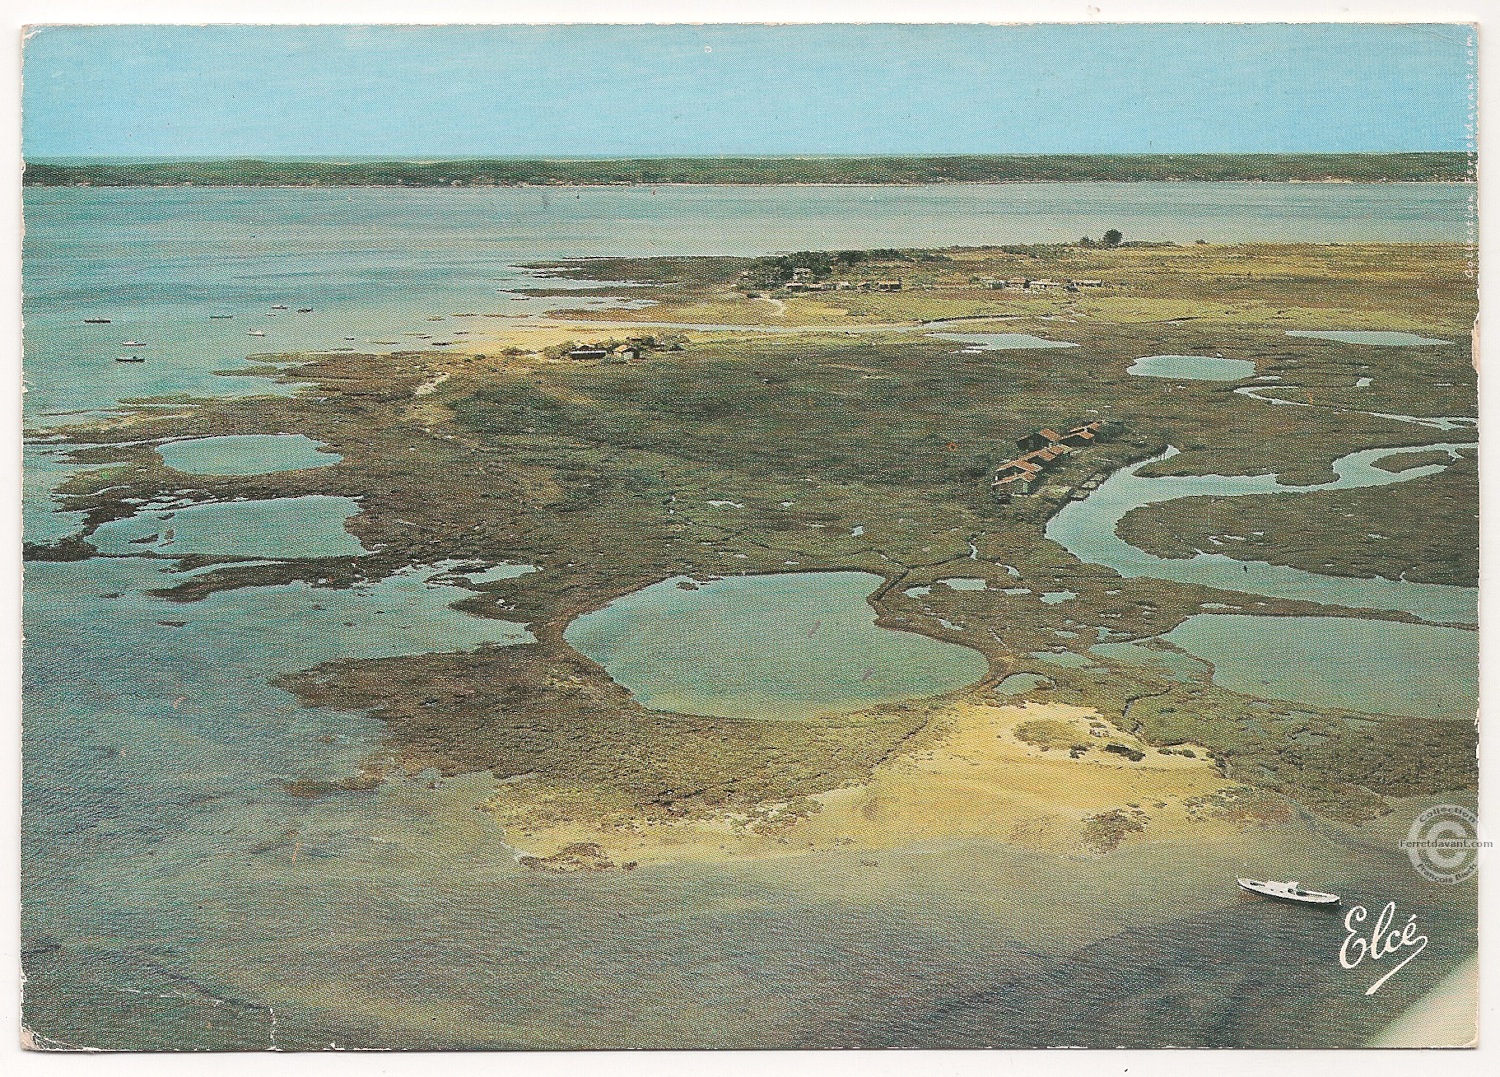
(22, 23), (1476, 159)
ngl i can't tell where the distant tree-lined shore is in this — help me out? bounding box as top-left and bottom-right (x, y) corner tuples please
(22, 153), (1474, 188)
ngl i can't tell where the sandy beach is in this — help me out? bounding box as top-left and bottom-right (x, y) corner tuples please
(491, 700), (1259, 867)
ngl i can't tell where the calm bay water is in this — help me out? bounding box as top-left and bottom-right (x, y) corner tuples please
(21, 184), (1477, 1049)
(22, 182), (1471, 419)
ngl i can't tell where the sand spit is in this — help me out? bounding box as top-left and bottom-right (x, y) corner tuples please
(496, 701), (1260, 868)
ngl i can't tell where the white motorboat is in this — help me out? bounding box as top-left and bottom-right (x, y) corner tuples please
(1237, 878), (1340, 906)
(248, 330), (266, 336)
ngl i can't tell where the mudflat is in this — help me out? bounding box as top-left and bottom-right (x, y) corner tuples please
(30, 242), (1478, 854)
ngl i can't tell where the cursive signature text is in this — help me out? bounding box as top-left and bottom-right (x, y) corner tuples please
(1340, 901), (1427, 995)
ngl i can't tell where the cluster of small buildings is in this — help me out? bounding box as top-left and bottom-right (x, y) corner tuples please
(978, 277), (1111, 292)
(566, 338), (680, 362)
(566, 344), (639, 362)
(781, 268), (903, 294)
(990, 421), (1106, 501)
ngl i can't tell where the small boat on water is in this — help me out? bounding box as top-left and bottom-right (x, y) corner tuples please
(115, 355), (144, 363)
(120, 341), (147, 348)
(1237, 878), (1340, 906)
(84, 318), (111, 324)
(297, 307), (313, 313)
(270, 304), (289, 310)
(248, 330), (266, 337)
(209, 314), (234, 319)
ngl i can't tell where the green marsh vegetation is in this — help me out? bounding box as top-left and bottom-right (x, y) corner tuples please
(30, 241), (1477, 832)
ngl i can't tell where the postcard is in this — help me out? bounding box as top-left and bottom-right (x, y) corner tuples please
(15, 20), (1481, 1051)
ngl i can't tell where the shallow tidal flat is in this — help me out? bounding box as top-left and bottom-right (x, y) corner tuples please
(24, 236), (1480, 1047)
(34, 242), (1479, 830)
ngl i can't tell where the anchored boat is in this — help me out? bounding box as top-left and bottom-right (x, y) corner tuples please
(1237, 878), (1340, 906)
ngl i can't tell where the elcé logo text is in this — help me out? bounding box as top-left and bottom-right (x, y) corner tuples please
(1339, 901), (1428, 995)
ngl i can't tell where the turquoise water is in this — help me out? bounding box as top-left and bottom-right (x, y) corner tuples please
(447, 562), (538, 585)
(22, 554), (535, 1048)
(1030, 650), (1095, 668)
(89, 495), (368, 559)
(1161, 615), (1477, 720)
(564, 572), (988, 720)
(157, 433), (340, 475)
(1047, 445), (1478, 626)
(905, 577), (988, 597)
(929, 332), (1077, 350)
(23, 443), (93, 543)
(1286, 330), (1450, 346)
(1048, 430), (1478, 722)
(24, 184), (1471, 419)
(1090, 640), (1210, 682)
(1128, 354), (1257, 380)
(994, 672), (1053, 695)
(1232, 384), (1480, 432)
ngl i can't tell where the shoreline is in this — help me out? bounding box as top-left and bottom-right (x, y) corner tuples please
(30, 241), (1479, 870)
(491, 700), (1249, 869)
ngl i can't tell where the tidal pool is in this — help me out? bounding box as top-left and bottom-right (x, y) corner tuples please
(1029, 650), (1094, 669)
(157, 433), (340, 475)
(452, 562), (537, 585)
(1090, 641), (1210, 682)
(564, 571), (989, 720)
(1160, 615), (1477, 720)
(1286, 330), (1449, 346)
(905, 577), (988, 597)
(927, 333), (1078, 350)
(994, 672), (1052, 695)
(89, 495), (368, 559)
(1127, 355), (1257, 380)
(1233, 384), (1478, 432)
(1047, 445), (1477, 625)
